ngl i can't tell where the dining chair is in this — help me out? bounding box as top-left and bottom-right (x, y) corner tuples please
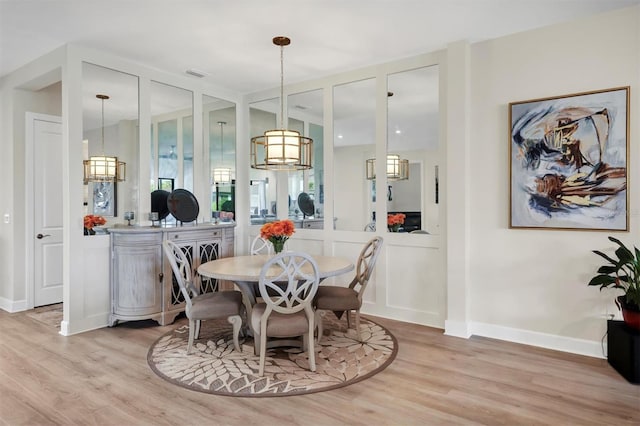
(250, 252), (320, 376)
(163, 240), (244, 354)
(250, 235), (273, 255)
(250, 234), (290, 255)
(314, 236), (383, 341)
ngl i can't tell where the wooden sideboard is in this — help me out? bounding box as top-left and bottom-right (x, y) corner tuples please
(107, 223), (235, 326)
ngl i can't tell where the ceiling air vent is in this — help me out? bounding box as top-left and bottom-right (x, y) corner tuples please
(185, 68), (208, 78)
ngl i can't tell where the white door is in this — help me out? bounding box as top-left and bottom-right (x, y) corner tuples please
(30, 114), (63, 307)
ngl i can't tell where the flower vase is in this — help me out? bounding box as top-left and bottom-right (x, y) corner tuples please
(272, 240), (285, 254)
(84, 227), (95, 236)
(388, 225), (401, 233)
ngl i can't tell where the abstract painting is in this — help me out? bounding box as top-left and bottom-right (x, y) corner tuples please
(509, 87), (629, 231)
(93, 182), (117, 217)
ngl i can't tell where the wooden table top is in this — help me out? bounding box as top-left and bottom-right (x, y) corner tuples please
(198, 254), (354, 282)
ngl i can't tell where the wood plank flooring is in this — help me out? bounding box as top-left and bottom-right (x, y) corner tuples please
(1, 309), (638, 425)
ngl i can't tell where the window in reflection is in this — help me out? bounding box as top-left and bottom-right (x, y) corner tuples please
(150, 81), (193, 224)
(82, 62), (139, 221)
(333, 78), (376, 231)
(249, 99), (278, 225)
(387, 65), (439, 234)
(288, 89), (324, 229)
(204, 95), (236, 221)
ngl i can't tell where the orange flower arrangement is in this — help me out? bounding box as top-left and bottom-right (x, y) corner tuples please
(260, 219), (295, 253)
(387, 213), (406, 232)
(84, 214), (106, 234)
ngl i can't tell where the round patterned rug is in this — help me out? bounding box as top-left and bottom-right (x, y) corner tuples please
(147, 315), (397, 397)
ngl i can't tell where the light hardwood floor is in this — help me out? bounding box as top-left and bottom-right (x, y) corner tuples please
(1, 309), (638, 426)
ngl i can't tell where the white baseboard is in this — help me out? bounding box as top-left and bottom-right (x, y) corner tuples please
(444, 319), (472, 338)
(0, 297), (28, 313)
(59, 313), (109, 336)
(469, 321), (606, 359)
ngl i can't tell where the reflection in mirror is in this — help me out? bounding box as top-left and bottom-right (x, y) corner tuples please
(82, 62), (139, 222)
(288, 89), (324, 229)
(204, 95), (236, 221)
(150, 82), (193, 224)
(249, 99), (278, 225)
(333, 78), (376, 231)
(387, 65), (439, 234)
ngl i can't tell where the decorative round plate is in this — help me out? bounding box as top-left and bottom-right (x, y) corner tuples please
(150, 190), (170, 220)
(297, 192), (315, 217)
(167, 189), (199, 223)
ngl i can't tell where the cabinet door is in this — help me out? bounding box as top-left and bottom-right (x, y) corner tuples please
(195, 238), (222, 293)
(112, 244), (162, 316)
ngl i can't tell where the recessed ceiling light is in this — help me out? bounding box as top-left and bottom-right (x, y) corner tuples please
(337, 134), (343, 139)
(395, 129), (402, 134)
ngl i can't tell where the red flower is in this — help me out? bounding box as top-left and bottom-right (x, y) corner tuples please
(260, 219), (295, 240)
(387, 213), (406, 226)
(260, 220), (295, 252)
(84, 214), (106, 230)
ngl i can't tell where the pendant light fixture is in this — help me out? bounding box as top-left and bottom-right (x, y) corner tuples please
(212, 121), (232, 184)
(83, 94), (126, 183)
(365, 154), (409, 181)
(251, 36), (312, 170)
(365, 91), (408, 181)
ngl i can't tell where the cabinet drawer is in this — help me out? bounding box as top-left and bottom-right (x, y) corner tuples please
(167, 229), (221, 241)
(112, 232), (162, 246)
(302, 221), (323, 229)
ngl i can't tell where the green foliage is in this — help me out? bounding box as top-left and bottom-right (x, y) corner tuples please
(588, 236), (640, 308)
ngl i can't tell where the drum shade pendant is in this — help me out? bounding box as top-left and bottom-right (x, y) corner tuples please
(251, 36), (312, 170)
(212, 121), (232, 184)
(366, 154), (409, 181)
(83, 94), (126, 183)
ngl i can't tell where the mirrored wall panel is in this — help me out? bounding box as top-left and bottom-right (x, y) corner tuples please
(333, 78), (376, 231)
(82, 62), (139, 222)
(204, 95), (236, 222)
(288, 89), (324, 229)
(387, 65), (440, 234)
(249, 98), (279, 225)
(150, 82), (193, 225)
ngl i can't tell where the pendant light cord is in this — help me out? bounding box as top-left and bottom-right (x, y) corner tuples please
(101, 96), (105, 155)
(219, 121), (225, 162)
(279, 43), (284, 130)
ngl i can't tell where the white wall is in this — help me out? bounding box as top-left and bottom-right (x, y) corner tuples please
(0, 75), (62, 308)
(467, 5), (639, 353)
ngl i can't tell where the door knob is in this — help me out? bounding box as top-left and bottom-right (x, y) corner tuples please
(36, 233), (51, 239)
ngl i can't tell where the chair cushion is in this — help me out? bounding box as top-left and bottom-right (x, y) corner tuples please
(189, 290), (243, 319)
(314, 286), (360, 311)
(251, 303), (309, 337)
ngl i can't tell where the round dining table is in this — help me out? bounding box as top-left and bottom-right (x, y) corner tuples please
(197, 254), (354, 323)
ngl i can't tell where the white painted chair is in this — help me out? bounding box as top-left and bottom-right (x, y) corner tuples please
(250, 235), (273, 255)
(250, 252), (320, 376)
(163, 240), (244, 353)
(250, 234), (290, 255)
(314, 236), (383, 341)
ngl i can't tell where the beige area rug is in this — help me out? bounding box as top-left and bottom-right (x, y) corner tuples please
(25, 303), (63, 328)
(147, 315), (397, 397)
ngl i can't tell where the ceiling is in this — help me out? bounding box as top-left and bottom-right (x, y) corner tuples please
(3, 0), (638, 154)
(2, 0), (638, 94)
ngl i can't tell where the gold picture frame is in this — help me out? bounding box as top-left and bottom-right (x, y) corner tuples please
(509, 87), (629, 231)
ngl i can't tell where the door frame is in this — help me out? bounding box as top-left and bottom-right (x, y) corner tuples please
(25, 112), (63, 309)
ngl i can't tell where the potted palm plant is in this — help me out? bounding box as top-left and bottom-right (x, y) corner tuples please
(588, 236), (640, 330)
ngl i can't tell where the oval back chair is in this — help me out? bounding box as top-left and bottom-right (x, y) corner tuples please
(314, 236), (383, 341)
(250, 251), (320, 376)
(163, 240), (244, 353)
